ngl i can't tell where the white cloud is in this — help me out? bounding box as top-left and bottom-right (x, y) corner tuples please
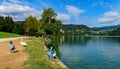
(66, 5), (85, 16)
(98, 11), (120, 24)
(57, 13), (71, 24)
(57, 13), (71, 21)
(98, 17), (117, 23)
(62, 5), (85, 24)
(0, 1), (41, 21)
(104, 11), (119, 17)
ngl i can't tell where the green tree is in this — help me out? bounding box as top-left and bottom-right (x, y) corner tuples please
(51, 20), (62, 35)
(41, 8), (62, 35)
(0, 16), (5, 31)
(12, 22), (22, 34)
(4, 16), (14, 32)
(41, 8), (57, 24)
(23, 15), (39, 36)
(109, 28), (120, 35)
(37, 19), (46, 37)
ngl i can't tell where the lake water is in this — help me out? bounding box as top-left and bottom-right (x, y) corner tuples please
(58, 36), (120, 69)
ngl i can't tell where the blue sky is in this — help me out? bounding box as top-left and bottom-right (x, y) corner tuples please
(0, 0), (120, 27)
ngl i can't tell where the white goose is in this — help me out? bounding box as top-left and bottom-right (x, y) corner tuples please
(20, 38), (27, 46)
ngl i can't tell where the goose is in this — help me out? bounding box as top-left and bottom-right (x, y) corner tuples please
(20, 38), (27, 46)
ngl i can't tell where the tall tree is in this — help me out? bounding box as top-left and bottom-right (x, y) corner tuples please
(4, 16), (14, 32)
(12, 22), (22, 34)
(23, 15), (39, 36)
(41, 8), (62, 35)
(0, 16), (5, 31)
(41, 8), (57, 24)
(37, 19), (46, 37)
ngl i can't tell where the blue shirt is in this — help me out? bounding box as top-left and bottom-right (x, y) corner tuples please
(49, 49), (54, 54)
(9, 44), (14, 49)
(47, 53), (53, 58)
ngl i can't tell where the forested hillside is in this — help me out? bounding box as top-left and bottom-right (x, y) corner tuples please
(61, 24), (96, 35)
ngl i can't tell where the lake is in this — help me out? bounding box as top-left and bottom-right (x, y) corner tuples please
(58, 35), (120, 69)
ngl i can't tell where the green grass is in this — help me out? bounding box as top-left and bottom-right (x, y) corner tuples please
(0, 32), (21, 38)
(4, 66), (11, 69)
(22, 38), (64, 69)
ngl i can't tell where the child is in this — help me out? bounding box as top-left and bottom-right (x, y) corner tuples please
(9, 41), (14, 53)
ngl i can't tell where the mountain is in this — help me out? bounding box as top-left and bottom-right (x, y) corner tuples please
(61, 24), (93, 31)
(15, 21), (24, 24)
(61, 24), (96, 35)
(94, 24), (120, 30)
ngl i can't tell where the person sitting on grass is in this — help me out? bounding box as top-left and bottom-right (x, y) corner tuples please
(52, 49), (56, 59)
(49, 47), (54, 54)
(47, 52), (53, 58)
(9, 41), (15, 53)
(48, 47), (57, 59)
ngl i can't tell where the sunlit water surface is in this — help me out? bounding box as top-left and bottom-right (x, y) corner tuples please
(58, 36), (120, 69)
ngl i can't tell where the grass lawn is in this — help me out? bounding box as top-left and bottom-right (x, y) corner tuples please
(22, 38), (65, 69)
(0, 32), (21, 38)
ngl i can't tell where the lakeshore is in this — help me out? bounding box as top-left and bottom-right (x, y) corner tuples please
(0, 37), (68, 69)
(44, 42), (68, 69)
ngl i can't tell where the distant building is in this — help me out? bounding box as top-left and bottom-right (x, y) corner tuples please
(60, 29), (65, 34)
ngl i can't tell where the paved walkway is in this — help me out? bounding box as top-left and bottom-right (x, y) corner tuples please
(0, 37), (27, 43)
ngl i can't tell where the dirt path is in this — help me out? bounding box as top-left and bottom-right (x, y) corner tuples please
(0, 38), (29, 69)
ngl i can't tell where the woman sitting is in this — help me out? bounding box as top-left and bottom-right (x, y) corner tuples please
(47, 47), (57, 58)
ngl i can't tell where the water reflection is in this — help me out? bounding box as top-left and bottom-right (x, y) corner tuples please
(58, 36), (120, 69)
(59, 35), (92, 47)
